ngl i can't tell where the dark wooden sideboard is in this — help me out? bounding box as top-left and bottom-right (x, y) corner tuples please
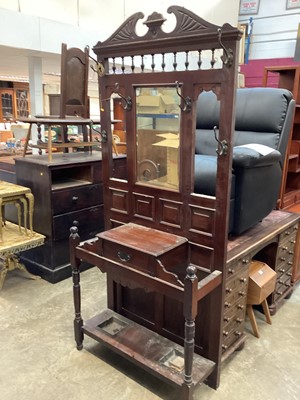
(14, 152), (126, 282)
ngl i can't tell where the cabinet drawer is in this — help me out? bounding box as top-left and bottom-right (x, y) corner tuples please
(52, 184), (103, 215)
(226, 257), (250, 281)
(278, 224), (298, 244)
(101, 239), (188, 277)
(53, 205), (104, 240)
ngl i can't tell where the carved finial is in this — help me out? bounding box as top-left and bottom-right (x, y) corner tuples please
(186, 265), (197, 279)
(70, 222), (79, 239)
(144, 12), (166, 36)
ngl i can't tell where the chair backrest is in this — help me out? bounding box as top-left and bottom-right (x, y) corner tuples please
(60, 43), (90, 118)
(195, 87), (295, 167)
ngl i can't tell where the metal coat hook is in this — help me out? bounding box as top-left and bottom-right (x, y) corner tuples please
(217, 28), (234, 67)
(175, 81), (192, 113)
(89, 54), (105, 77)
(113, 83), (132, 111)
(213, 126), (228, 156)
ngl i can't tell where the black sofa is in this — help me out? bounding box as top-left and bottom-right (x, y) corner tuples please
(194, 87), (295, 235)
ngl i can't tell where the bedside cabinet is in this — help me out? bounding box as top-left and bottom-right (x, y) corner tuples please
(14, 152), (125, 283)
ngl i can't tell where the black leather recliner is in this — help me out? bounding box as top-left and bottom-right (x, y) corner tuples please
(194, 87), (295, 235)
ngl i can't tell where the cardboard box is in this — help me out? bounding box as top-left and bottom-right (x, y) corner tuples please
(136, 94), (178, 114)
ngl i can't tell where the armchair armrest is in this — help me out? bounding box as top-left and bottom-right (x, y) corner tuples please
(233, 144), (281, 168)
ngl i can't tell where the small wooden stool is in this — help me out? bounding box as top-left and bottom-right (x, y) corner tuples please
(247, 260), (277, 338)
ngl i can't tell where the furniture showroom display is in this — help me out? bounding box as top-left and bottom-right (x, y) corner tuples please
(68, 6), (292, 399)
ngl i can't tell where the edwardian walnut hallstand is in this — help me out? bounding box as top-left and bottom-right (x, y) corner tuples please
(70, 6), (241, 399)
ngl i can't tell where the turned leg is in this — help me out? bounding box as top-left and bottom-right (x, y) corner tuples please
(182, 265), (198, 400)
(69, 225), (84, 350)
(0, 198), (3, 242)
(19, 197), (28, 235)
(25, 192), (34, 235)
(15, 202), (22, 233)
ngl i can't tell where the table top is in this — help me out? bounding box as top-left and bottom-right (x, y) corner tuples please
(0, 222), (45, 256)
(18, 117), (100, 125)
(0, 180), (31, 198)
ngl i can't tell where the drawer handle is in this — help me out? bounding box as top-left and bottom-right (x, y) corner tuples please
(117, 251), (131, 262)
(72, 196), (79, 202)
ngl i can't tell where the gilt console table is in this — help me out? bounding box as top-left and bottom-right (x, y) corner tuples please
(0, 221), (45, 290)
(0, 180), (34, 242)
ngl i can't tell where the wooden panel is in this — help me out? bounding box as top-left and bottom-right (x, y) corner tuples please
(133, 192), (155, 221)
(109, 188), (129, 214)
(159, 198), (183, 228)
(189, 204), (215, 234)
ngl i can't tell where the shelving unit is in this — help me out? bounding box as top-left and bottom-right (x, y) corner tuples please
(262, 66), (300, 208)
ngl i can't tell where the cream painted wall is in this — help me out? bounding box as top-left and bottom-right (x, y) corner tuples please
(0, 0), (239, 55)
(238, 0), (300, 60)
(0, 1), (239, 117)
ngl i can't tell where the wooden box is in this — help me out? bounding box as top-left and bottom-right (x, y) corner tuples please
(247, 260), (277, 305)
(96, 222), (188, 277)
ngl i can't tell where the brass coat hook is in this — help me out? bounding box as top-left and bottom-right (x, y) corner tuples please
(113, 83), (132, 111)
(175, 81), (192, 113)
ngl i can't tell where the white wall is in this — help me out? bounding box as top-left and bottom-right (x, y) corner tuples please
(238, 0), (300, 60)
(0, 0), (240, 56)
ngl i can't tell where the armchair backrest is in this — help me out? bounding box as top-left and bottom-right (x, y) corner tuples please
(195, 87), (295, 168)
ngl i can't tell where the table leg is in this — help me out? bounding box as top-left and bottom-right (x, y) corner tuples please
(0, 262), (8, 290)
(247, 304), (260, 338)
(15, 202), (22, 233)
(19, 197), (28, 235)
(261, 298), (272, 325)
(22, 123), (32, 157)
(0, 198), (3, 242)
(0, 254), (41, 290)
(25, 193), (34, 235)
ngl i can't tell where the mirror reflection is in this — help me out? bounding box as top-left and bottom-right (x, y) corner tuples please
(194, 90), (219, 197)
(136, 86), (180, 190)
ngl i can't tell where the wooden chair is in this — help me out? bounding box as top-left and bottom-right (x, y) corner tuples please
(59, 43), (90, 148)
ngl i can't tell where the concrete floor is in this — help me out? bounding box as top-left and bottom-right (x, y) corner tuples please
(1, 266), (300, 400)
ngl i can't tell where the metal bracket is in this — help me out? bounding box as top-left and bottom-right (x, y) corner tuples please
(213, 126), (228, 156)
(218, 28), (234, 67)
(175, 81), (192, 113)
(100, 130), (108, 143)
(114, 83), (132, 111)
